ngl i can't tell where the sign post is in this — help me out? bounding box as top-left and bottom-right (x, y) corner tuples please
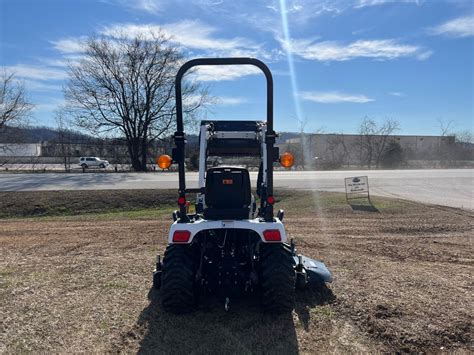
(344, 176), (371, 204)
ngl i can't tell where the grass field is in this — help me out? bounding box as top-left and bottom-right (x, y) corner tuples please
(0, 189), (472, 353)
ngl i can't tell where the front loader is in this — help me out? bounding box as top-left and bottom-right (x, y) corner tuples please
(153, 58), (331, 313)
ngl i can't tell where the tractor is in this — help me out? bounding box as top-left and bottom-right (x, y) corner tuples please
(153, 58), (331, 314)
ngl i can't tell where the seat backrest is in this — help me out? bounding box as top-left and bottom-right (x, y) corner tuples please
(205, 167), (251, 209)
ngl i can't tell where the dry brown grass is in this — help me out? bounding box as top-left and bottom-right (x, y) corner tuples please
(0, 190), (472, 353)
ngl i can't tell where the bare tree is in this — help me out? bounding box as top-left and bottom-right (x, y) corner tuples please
(356, 117), (400, 168)
(295, 117), (308, 169)
(65, 33), (207, 171)
(324, 133), (350, 169)
(295, 117), (325, 169)
(452, 129), (473, 162)
(436, 118), (457, 166)
(356, 118), (376, 168)
(284, 142), (304, 169)
(437, 118), (455, 137)
(454, 129), (473, 144)
(55, 108), (73, 172)
(0, 71), (33, 130)
(373, 119), (400, 167)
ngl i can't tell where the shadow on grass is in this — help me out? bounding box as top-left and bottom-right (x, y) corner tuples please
(133, 285), (335, 354)
(294, 284), (337, 332)
(349, 200), (379, 213)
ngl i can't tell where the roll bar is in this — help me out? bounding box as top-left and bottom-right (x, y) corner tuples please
(174, 57), (275, 222)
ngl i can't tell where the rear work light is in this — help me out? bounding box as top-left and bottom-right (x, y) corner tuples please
(263, 229), (281, 242)
(172, 230), (191, 243)
(156, 154), (172, 169)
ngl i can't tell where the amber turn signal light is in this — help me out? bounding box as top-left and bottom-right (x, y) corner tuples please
(279, 152), (294, 168)
(156, 154), (172, 169)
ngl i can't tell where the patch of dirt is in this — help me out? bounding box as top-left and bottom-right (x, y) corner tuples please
(0, 190), (472, 353)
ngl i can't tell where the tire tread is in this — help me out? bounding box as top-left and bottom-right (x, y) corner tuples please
(160, 244), (195, 314)
(260, 243), (296, 313)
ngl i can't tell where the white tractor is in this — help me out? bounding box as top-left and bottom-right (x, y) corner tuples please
(153, 58), (331, 313)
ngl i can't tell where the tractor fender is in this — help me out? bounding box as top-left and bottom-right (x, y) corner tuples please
(168, 218), (288, 244)
(294, 255), (333, 284)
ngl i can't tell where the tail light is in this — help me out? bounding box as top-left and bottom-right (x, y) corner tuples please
(263, 229), (281, 242)
(172, 230), (191, 243)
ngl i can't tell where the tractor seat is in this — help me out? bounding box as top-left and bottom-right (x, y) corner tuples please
(204, 167), (251, 220)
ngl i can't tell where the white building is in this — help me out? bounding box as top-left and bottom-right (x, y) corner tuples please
(0, 143), (42, 157)
(280, 134), (456, 167)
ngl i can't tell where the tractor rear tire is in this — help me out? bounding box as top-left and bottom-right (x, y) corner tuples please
(260, 243), (296, 314)
(160, 244), (195, 314)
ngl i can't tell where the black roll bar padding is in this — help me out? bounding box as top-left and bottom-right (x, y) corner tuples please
(174, 57), (275, 221)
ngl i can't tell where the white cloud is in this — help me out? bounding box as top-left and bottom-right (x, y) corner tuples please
(242, 1), (345, 34)
(215, 96), (247, 105)
(39, 58), (70, 68)
(2, 64), (68, 81)
(429, 16), (474, 38)
(50, 37), (87, 54)
(246, 0), (419, 30)
(194, 65), (261, 81)
(49, 20), (268, 82)
(2, 64), (67, 99)
(101, 20), (268, 58)
(269, 3), (303, 14)
(102, 0), (162, 14)
(34, 98), (65, 113)
(162, 20), (258, 54)
(300, 91), (374, 103)
(416, 50), (433, 61)
(40, 55), (84, 68)
(184, 94), (245, 106)
(389, 92), (405, 97)
(131, 0), (160, 13)
(22, 79), (62, 92)
(281, 38), (431, 62)
(355, 0), (422, 8)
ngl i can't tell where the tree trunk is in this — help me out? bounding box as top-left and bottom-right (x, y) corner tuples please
(140, 142), (148, 171)
(128, 137), (145, 171)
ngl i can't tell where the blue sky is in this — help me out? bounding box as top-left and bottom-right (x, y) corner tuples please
(0, 0), (473, 135)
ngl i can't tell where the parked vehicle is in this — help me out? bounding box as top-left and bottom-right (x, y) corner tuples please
(78, 157), (109, 169)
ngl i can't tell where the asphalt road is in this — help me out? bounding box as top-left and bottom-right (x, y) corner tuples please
(0, 169), (472, 210)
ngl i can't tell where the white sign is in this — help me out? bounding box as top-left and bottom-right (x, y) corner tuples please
(345, 176), (369, 194)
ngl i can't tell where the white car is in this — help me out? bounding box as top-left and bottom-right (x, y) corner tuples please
(78, 157), (109, 169)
